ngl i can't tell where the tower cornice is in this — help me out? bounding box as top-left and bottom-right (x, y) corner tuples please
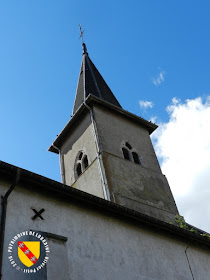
(49, 94), (158, 154)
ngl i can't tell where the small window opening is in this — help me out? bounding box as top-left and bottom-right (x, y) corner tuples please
(122, 142), (142, 165)
(75, 151), (89, 179)
(122, 148), (130, 160)
(76, 163), (82, 177)
(125, 142), (132, 150)
(83, 155), (89, 169)
(132, 152), (140, 164)
(78, 152), (83, 160)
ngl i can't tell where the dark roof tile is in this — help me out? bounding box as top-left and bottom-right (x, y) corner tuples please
(72, 43), (121, 114)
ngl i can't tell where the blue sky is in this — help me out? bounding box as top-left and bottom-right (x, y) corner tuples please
(1, 1), (210, 230)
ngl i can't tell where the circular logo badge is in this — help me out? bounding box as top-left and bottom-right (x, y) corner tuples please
(8, 231), (50, 274)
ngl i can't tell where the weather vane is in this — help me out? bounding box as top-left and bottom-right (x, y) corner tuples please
(79, 24), (84, 44)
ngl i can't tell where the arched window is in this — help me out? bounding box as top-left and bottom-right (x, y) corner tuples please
(75, 151), (89, 179)
(121, 142), (141, 165)
(78, 152), (83, 160)
(83, 155), (89, 169)
(125, 142), (132, 150)
(122, 147), (130, 160)
(76, 163), (82, 177)
(132, 152), (140, 164)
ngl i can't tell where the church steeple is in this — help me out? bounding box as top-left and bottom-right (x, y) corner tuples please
(49, 41), (179, 224)
(72, 43), (122, 115)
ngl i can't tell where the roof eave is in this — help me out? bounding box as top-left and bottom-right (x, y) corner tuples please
(48, 94), (158, 153)
(0, 160), (210, 247)
(48, 103), (89, 153)
(86, 94), (158, 134)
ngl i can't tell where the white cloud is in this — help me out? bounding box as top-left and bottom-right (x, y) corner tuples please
(139, 100), (154, 109)
(152, 70), (166, 86)
(152, 96), (210, 232)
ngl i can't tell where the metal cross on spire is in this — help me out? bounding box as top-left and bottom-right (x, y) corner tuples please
(79, 24), (84, 44)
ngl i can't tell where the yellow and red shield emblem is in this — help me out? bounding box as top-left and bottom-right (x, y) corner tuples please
(18, 241), (40, 267)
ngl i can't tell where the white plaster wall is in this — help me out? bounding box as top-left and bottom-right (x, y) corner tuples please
(72, 159), (104, 198)
(60, 112), (104, 198)
(1, 181), (210, 280)
(61, 113), (97, 185)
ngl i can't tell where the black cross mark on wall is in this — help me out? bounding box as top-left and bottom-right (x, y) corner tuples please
(31, 208), (45, 220)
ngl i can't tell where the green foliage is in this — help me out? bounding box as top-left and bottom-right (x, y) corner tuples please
(174, 215), (210, 240)
(200, 234), (210, 240)
(175, 215), (188, 230)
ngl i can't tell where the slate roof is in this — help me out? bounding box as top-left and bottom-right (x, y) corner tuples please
(72, 43), (122, 114)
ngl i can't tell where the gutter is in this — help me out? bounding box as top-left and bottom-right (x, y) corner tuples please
(0, 168), (21, 279)
(0, 161), (209, 248)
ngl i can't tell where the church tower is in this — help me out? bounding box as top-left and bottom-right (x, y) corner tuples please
(49, 43), (179, 223)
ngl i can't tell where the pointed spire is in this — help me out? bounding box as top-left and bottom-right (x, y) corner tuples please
(72, 43), (122, 115)
(82, 43), (88, 55)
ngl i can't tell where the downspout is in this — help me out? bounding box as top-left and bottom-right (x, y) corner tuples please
(52, 144), (65, 184)
(0, 168), (21, 280)
(84, 101), (111, 201)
